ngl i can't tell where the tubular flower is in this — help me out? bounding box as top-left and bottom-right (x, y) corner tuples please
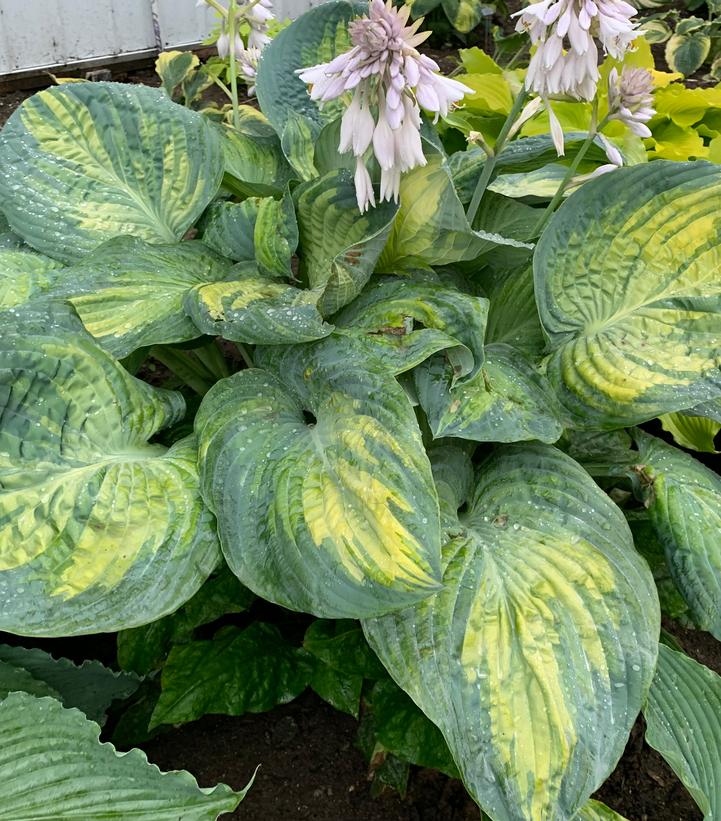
(297, 0), (471, 212)
(607, 66), (655, 137)
(513, 0), (641, 100)
(198, 0), (274, 64)
(237, 46), (261, 96)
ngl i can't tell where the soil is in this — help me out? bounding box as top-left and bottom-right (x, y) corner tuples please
(1, 43), (719, 821)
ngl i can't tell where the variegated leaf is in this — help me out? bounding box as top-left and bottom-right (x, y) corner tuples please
(195, 335), (442, 619)
(415, 344), (563, 444)
(0, 83), (223, 263)
(294, 170), (398, 314)
(0, 305), (220, 636)
(364, 444), (659, 821)
(536, 162), (721, 429)
(632, 430), (721, 639)
(332, 274), (489, 383)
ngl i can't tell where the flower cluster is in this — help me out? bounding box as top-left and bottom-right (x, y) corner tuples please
(198, 0), (273, 92)
(514, 0), (640, 101)
(298, 0), (471, 212)
(607, 66), (655, 137)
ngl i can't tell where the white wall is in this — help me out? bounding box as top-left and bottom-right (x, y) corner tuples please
(0, 0), (322, 77)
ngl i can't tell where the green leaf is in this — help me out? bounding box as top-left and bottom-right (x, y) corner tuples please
(0, 644), (139, 723)
(0, 659), (62, 701)
(150, 622), (311, 728)
(665, 31), (712, 76)
(632, 430), (721, 639)
(216, 113), (294, 196)
(0, 306), (221, 636)
(303, 619), (386, 679)
(0, 692), (246, 819)
(0, 211), (23, 249)
(294, 169), (399, 314)
(332, 274), (489, 384)
(440, 0), (489, 31)
(200, 192), (298, 277)
(310, 663), (363, 717)
(627, 513), (696, 626)
(185, 269), (333, 345)
(255, 1), (358, 134)
(415, 344), (563, 444)
(52, 237), (233, 358)
(363, 444), (660, 821)
(377, 156), (531, 272)
(0, 248), (64, 310)
(195, 335), (442, 619)
(0, 83), (223, 263)
(458, 47), (503, 74)
(281, 111), (321, 181)
(118, 566), (255, 676)
(644, 643), (721, 819)
(659, 411), (720, 452)
(370, 677), (459, 777)
(577, 800), (629, 820)
(155, 50), (200, 97)
(484, 264), (545, 356)
(536, 162), (721, 429)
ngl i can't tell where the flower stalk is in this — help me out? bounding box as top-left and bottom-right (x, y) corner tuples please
(465, 87), (529, 226)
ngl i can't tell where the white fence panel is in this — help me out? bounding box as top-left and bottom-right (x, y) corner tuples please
(0, 0), (322, 78)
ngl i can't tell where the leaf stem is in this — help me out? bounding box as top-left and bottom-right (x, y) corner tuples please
(466, 87), (529, 226)
(227, 0), (241, 131)
(532, 99), (608, 237)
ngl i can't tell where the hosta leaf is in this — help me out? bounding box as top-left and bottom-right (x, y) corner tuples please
(644, 643), (721, 819)
(294, 169), (398, 314)
(184, 271), (333, 344)
(536, 162), (721, 429)
(150, 623), (311, 728)
(484, 265), (545, 356)
(450, 134), (610, 203)
(216, 114), (294, 196)
(118, 566), (255, 676)
(0, 692), (245, 819)
(199, 194), (298, 276)
(0, 83), (223, 263)
(0, 307), (220, 636)
(363, 444), (660, 821)
(0, 644), (139, 723)
(659, 411), (720, 452)
(0, 660), (62, 700)
(0, 211), (23, 249)
(577, 800), (629, 820)
(310, 661), (363, 716)
(415, 344), (563, 444)
(303, 619), (386, 680)
(370, 677), (459, 777)
(332, 274), (489, 383)
(155, 50), (200, 97)
(665, 31), (711, 76)
(281, 111), (321, 181)
(0, 248), (64, 309)
(377, 156), (531, 272)
(632, 430), (721, 639)
(255, 1), (357, 133)
(52, 237), (233, 357)
(195, 336), (442, 618)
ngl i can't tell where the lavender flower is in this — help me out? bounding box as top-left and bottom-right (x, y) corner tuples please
(513, 0), (641, 101)
(198, 0), (274, 65)
(607, 66), (655, 137)
(237, 46), (261, 96)
(298, 0), (471, 212)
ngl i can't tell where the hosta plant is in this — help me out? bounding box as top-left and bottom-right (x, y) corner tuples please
(1, 1), (721, 819)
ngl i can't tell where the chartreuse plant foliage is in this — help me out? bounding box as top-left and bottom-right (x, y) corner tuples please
(1, 3), (721, 819)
